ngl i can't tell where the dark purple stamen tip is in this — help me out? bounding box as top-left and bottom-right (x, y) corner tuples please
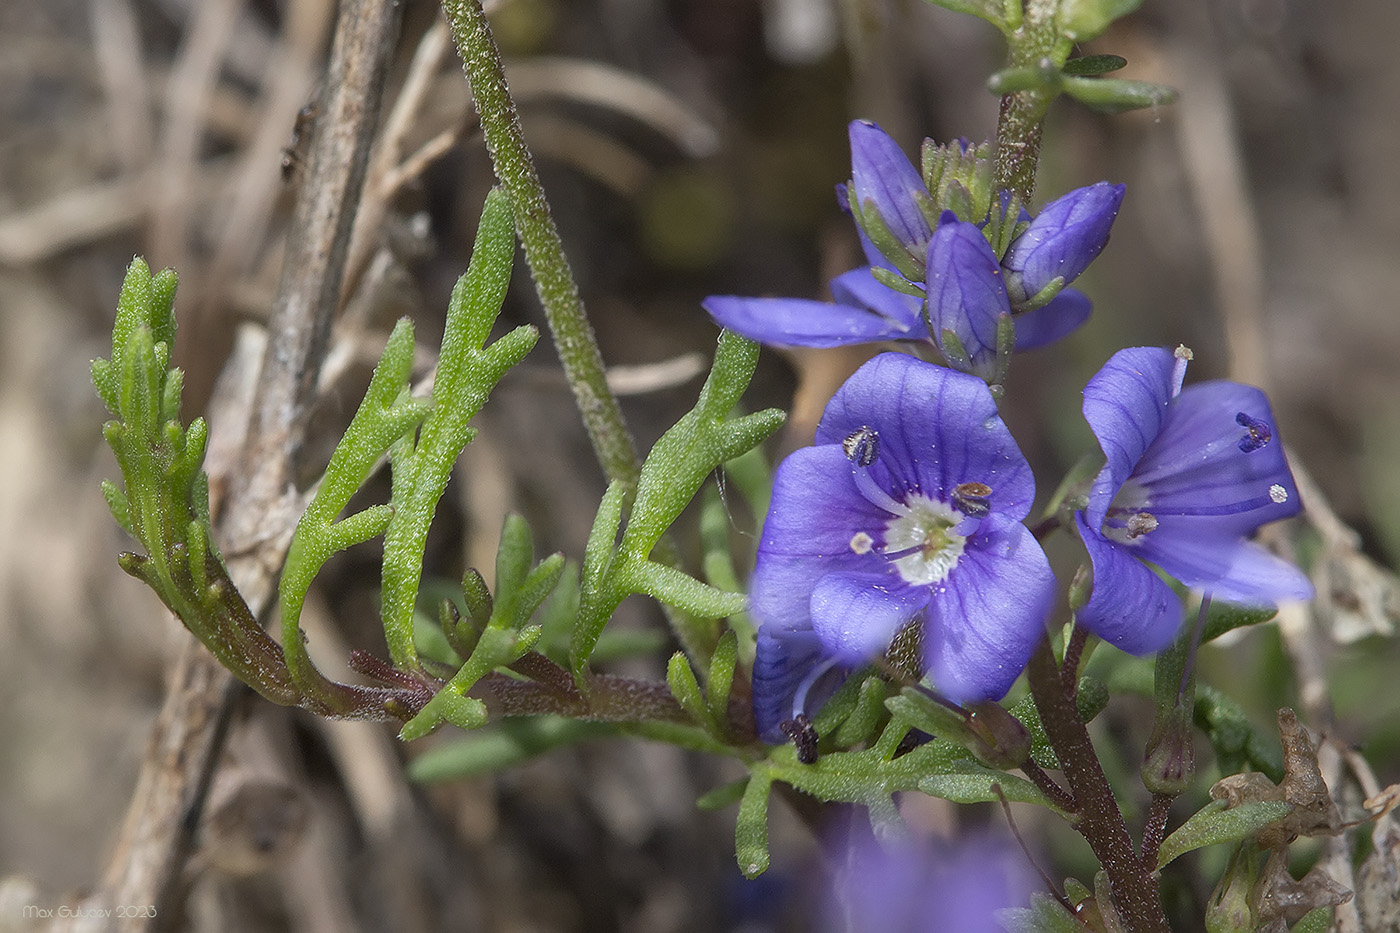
(780, 714), (820, 764)
(843, 426), (880, 467)
(1235, 412), (1273, 453)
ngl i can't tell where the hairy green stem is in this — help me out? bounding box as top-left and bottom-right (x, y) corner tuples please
(441, 0), (641, 490)
(442, 0), (743, 669)
(1027, 637), (1170, 933)
(992, 2), (1067, 204)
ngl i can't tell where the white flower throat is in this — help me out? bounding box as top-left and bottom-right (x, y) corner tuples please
(841, 426), (973, 585)
(883, 494), (967, 585)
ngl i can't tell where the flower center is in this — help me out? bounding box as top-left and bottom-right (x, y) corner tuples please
(1103, 480), (1155, 545)
(883, 494), (967, 585)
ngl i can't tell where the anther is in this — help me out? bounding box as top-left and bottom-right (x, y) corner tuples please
(1269, 484), (1288, 504)
(780, 715), (820, 764)
(1170, 345), (1193, 398)
(1125, 511), (1158, 538)
(850, 531), (874, 554)
(1236, 412), (1273, 453)
(843, 426), (879, 466)
(952, 481), (993, 518)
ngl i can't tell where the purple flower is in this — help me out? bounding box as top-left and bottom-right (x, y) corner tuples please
(704, 267), (923, 349)
(703, 123), (1122, 371)
(924, 215), (1008, 382)
(749, 353), (1055, 742)
(1002, 181), (1124, 306)
(825, 831), (1033, 933)
(1074, 347), (1314, 653)
(848, 120), (935, 270)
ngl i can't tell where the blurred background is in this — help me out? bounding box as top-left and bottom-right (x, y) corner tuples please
(0, 0), (1397, 929)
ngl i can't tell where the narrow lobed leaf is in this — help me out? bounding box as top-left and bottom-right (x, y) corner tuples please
(666, 651), (711, 728)
(628, 560), (747, 619)
(706, 628), (738, 731)
(696, 777), (749, 811)
(1155, 799), (1294, 869)
(1062, 75), (1176, 115)
(736, 770), (773, 878)
(101, 480), (132, 535)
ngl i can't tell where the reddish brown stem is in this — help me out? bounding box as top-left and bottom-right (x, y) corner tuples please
(1027, 637), (1170, 933)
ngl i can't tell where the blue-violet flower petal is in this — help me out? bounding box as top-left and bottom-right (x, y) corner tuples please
(749, 353), (1054, 739)
(848, 120), (933, 258)
(1003, 181), (1125, 304)
(1076, 347), (1313, 652)
(924, 214), (1009, 381)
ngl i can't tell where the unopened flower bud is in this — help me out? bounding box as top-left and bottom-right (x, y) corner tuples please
(1204, 843), (1259, 933)
(1142, 703), (1195, 795)
(966, 700), (1031, 769)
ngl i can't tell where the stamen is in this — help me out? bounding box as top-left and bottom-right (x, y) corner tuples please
(850, 531), (874, 554)
(1124, 511), (1158, 538)
(791, 656), (843, 722)
(1130, 430), (1262, 488)
(843, 426), (879, 467)
(952, 481), (993, 518)
(1170, 345), (1193, 399)
(1235, 412), (1273, 453)
(850, 463), (908, 516)
(1151, 486), (1291, 517)
(839, 426), (908, 516)
(780, 714), (820, 764)
(1103, 508), (1159, 545)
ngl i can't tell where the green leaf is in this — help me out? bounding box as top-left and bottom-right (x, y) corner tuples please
(1291, 907), (1334, 933)
(849, 191), (925, 282)
(871, 266), (927, 298)
(666, 651), (712, 729)
(706, 628), (738, 731)
(399, 690), (488, 740)
(736, 770), (772, 878)
(407, 716), (612, 781)
(997, 892), (1085, 933)
(1062, 54), (1128, 76)
(1155, 800), (1293, 869)
(628, 560), (747, 619)
(1056, 0), (1145, 42)
(987, 64), (1063, 96)
(326, 504), (395, 553)
(833, 675), (889, 747)
(493, 514), (536, 604)
(696, 777), (748, 811)
(1062, 76), (1176, 115)
(380, 188), (535, 669)
(508, 553), (566, 629)
(572, 480), (627, 677)
(918, 764), (1068, 815)
(809, 667), (876, 737)
(1201, 601), (1278, 644)
(1008, 695), (1059, 770)
(918, 0), (1007, 31)
(101, 480), (133, 535)
(886, 690), (976, 746)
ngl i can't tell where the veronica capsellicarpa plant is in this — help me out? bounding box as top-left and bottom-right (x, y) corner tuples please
(89, 0), (1376, 930)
